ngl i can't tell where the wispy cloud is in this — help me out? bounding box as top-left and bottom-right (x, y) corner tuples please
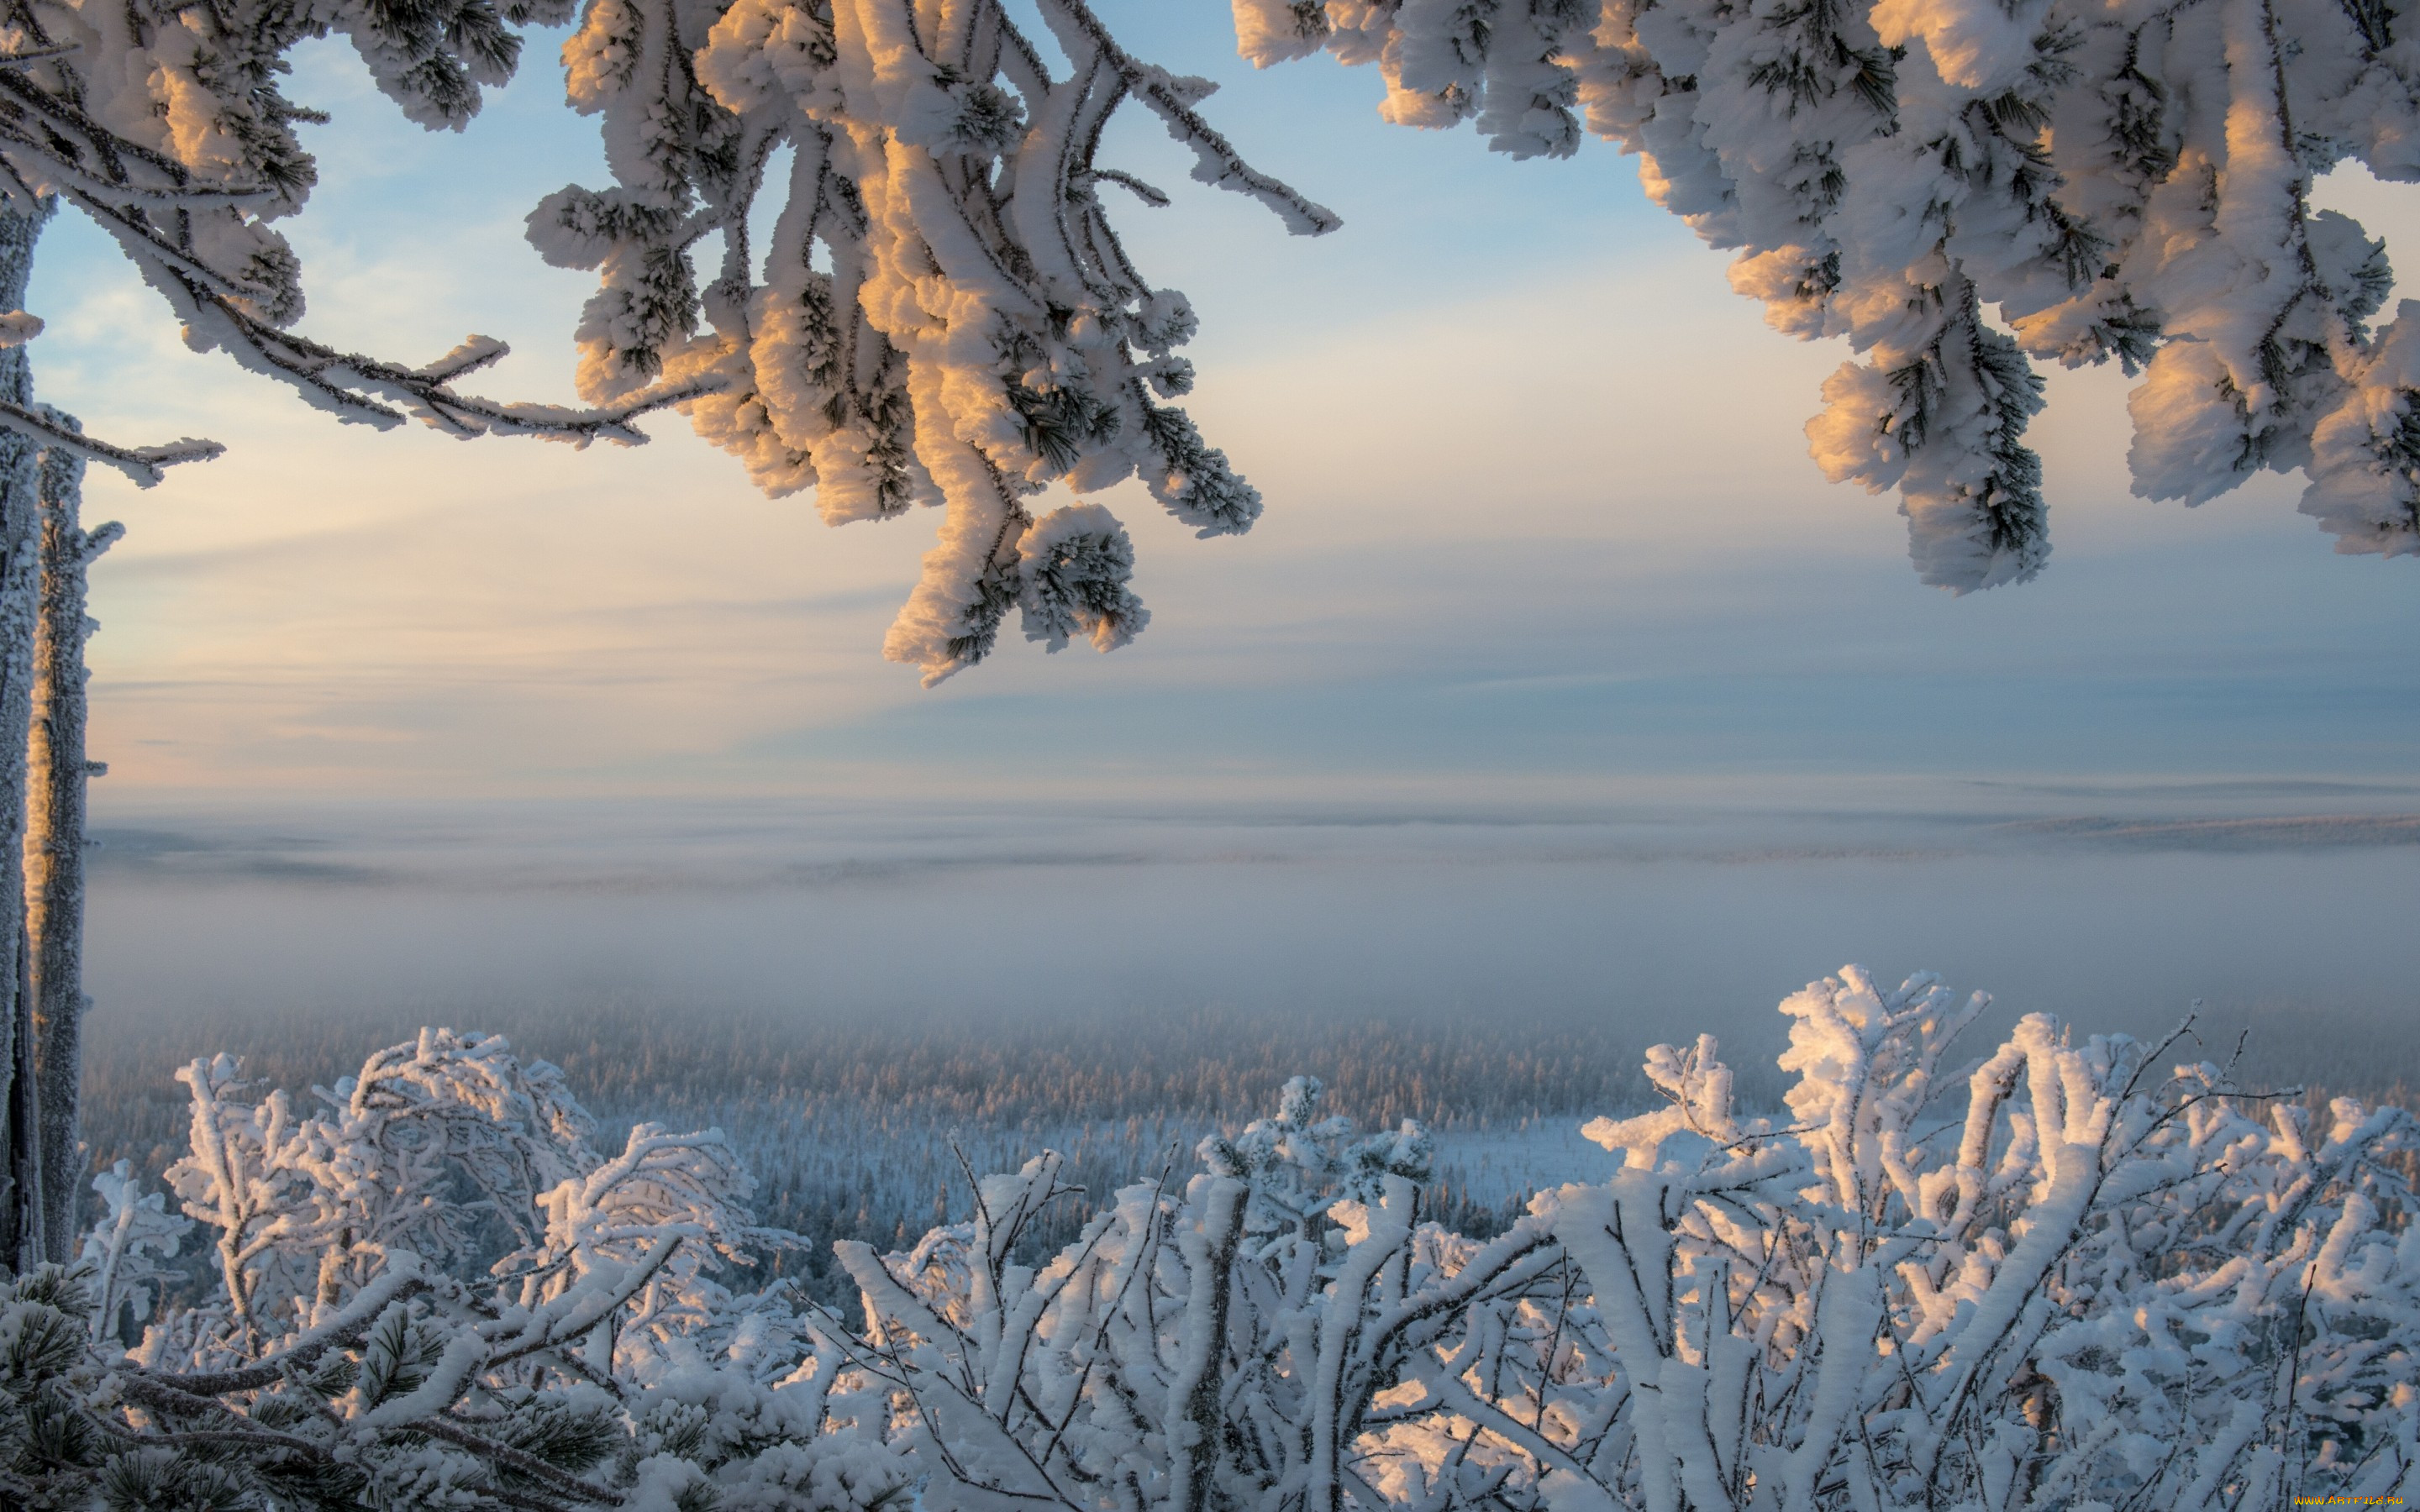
(1996, 816), (2420, 850)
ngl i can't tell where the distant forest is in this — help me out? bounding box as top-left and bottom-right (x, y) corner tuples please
(76, 992), (2405, 1307)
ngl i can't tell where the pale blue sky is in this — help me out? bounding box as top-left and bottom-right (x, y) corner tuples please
(15, 2), (2412, 808)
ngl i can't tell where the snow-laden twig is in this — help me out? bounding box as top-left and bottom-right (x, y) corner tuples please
(0, 400), (218, 486)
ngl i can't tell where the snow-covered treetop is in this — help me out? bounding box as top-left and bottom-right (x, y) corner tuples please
(1235, 0), (2420, 585)
(8, 969), (2417, 1509)
(1199, 1072), (1435, 1241)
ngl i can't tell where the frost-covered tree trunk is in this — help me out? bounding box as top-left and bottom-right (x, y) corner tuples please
(28, 435), (104, 1263)
(0, 200), (45, 1269)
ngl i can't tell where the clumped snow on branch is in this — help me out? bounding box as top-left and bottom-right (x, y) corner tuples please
(21, 0), (2408, 672)
(0, 0), (754, 481)
(0, 0), (1337, 675)
(5, 967), (2416, 1509)
(532, 0), (1335, 682)
(1236, 0), (2420, 585)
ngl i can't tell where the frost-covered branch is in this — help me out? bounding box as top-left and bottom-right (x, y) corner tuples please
(0, 0), (1336, 687)
(0, 398), (217, 486)
(540, 0), (1338, 682)
(0, 0), (739, 490)
(1239, 0), (2420, 581)
(44, 179), (721, 446)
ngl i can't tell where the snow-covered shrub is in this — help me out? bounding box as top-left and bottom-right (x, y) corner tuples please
(843, 967), (2419, 1511)
(1, 1029), (882, 1509)
(5, 969), (2415, 1510)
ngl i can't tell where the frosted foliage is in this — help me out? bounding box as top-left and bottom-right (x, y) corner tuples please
(0, 0), (726, 487)
(76, 1158), (191, 1345)
(839, 969), (2420, 1512)
(1199, 1070), (1437, 1236)
(1240, 0), (2420, 581)
(8, 972), (2417, 1509)
(7, 1028), (855, 1510)
(3, 0), (535, 341)
(536, 0), (1337, 683)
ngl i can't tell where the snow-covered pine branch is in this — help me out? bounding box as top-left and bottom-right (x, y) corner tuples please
(539, 0), (1338, 683)
(8, 970), (2412, 1509)
(0, 0), (718, 464)
(1234, 0), (2420, 585)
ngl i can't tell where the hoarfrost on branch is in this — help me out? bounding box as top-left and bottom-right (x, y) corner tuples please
(1231, 0), (2420, 585)
(5, 968), (2415, 1510)
(8, 0), (2417, 682)
(531, 0), (1334, 682)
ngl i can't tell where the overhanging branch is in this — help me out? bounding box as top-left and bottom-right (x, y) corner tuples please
(0, 401), (220, 487)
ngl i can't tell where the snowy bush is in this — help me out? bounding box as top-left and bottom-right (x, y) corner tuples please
(6, 969), (2415, 1509)
(4, 1028), (887, 1509)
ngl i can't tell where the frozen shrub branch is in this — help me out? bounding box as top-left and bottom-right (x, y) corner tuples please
(3, 969), (2413, 1510)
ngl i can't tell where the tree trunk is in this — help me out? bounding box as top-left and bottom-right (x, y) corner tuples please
(30, 435), (103, 1262)
(0, 200), (47, 1269)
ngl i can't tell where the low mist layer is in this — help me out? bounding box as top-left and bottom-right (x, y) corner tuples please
(72, 779), (2420, 1298)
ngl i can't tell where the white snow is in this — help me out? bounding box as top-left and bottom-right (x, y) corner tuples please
(18, 965), (2416, 1509)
